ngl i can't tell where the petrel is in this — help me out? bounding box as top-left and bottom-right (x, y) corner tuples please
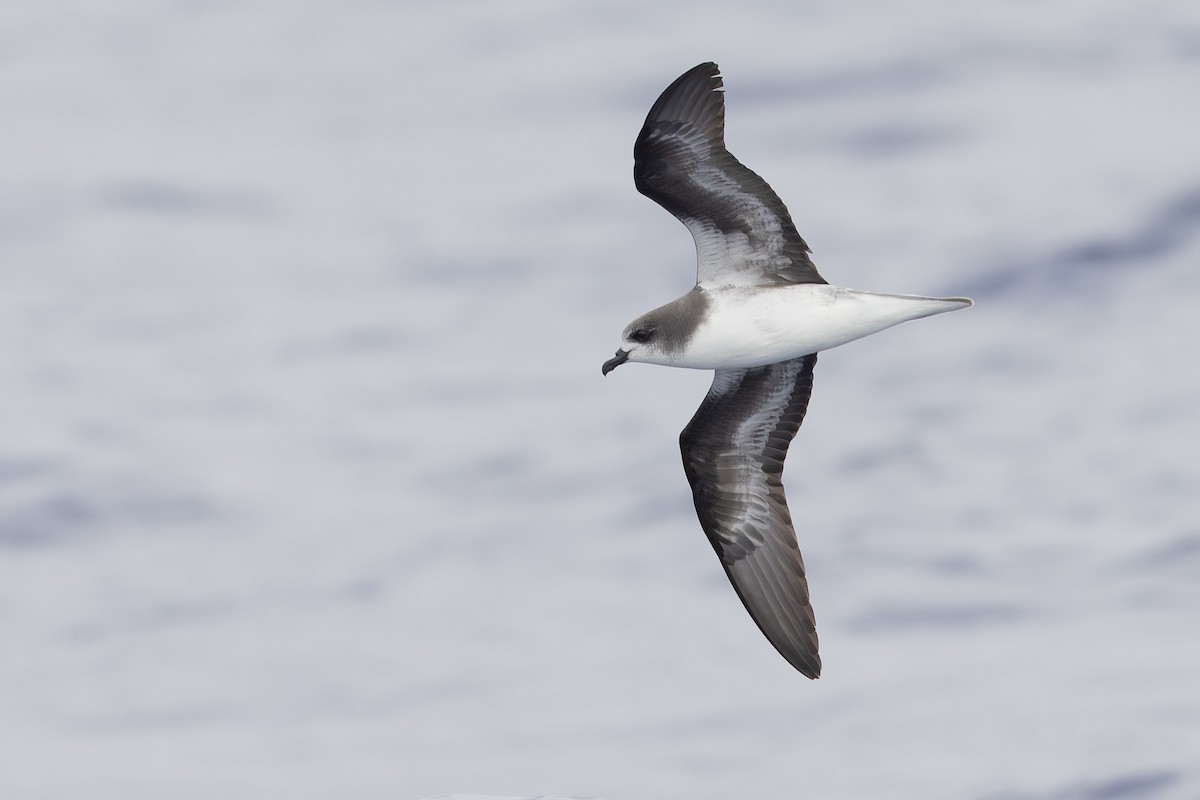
(602, 62), (972, 678)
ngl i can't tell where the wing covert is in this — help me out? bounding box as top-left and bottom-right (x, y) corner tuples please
(634, 63), (826, 288)
(679, 353), (821, 677)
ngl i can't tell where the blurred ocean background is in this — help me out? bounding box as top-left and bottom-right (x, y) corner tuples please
(2, 1), (1198, 798)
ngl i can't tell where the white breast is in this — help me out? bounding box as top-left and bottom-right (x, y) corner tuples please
(670, 285), (971, 370)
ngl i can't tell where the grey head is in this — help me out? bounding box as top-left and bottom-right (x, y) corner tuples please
(602, 289), (710, 375)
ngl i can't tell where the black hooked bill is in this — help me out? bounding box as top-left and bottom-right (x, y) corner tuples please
(602, 349), (630, 375)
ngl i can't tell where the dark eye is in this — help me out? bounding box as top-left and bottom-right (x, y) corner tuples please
(629, 327), (653, 343)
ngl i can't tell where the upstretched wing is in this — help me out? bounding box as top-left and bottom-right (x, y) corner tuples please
(634, 62), (826, 289)
(679, 353), (821, 678)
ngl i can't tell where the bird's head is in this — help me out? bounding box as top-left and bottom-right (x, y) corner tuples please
(602, 314), (663, 375)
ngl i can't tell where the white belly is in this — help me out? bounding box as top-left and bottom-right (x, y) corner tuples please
(669, 285), (970, 370)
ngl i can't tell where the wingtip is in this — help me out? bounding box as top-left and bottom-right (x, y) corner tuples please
(655, 62), (723, 105)
(678, 61), (718, 77)
(789, 653), (822, 680)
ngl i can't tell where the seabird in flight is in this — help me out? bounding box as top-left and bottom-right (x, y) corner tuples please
(602, 62), (972, 678)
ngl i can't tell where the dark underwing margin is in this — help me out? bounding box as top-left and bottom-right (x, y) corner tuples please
(679, 353), (821, 678)
(634, 62), (826, 287)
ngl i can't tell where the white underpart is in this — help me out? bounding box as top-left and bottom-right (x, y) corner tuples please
(654, 285), (971, 370)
